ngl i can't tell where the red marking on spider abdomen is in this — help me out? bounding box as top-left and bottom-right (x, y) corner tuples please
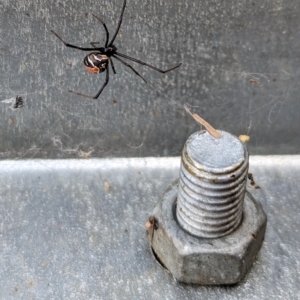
(85, 66), (100, 74)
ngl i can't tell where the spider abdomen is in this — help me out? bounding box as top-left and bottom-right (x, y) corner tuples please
(84, 53), (108, 74)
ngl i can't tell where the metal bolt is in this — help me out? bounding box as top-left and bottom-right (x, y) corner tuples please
(149, 130), (267, 285)
(177, 130), (248, 238)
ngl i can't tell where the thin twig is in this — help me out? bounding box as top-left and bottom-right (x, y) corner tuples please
(184, 105), (221, 139)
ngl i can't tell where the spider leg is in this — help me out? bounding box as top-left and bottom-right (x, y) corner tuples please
(108, 0), (126, 46)
(109, 57), (117, 75)
(69, 67), (110, 99)
(91, 14), (109, 47)
(51, 30), (96, 51)
(94, 67), (109, 99)
(114, 52), (182, 73)
(113, 55), (147, 83)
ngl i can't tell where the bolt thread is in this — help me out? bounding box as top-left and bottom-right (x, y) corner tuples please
(176, 131), (249, 238)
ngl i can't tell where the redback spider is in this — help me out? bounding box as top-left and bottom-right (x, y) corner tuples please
(51, 0), (181, 99)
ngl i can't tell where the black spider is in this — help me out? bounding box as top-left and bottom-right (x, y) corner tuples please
(51, 0), (181, 99)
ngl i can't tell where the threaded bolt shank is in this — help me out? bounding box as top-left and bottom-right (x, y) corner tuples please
(176, 130), (249, 238)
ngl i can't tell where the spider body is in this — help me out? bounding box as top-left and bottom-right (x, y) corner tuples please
(84, 53), (109, 74)
(51, 0), (181, 99)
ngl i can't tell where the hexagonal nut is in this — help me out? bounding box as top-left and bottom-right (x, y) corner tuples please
(150, 180), (267, 285)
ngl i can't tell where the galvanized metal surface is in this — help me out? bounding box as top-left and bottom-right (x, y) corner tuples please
(0, 0), (300, 159)
(0, 156), (299, 299)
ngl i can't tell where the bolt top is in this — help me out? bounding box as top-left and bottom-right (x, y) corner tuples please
(185, 130), (246, 173)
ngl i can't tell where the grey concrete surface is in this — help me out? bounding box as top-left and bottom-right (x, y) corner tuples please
(0, 0), (299, 159)
(0, 156), (299, 299)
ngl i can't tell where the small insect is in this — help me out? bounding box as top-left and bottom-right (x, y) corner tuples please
(248, 173), (260, 189)
(13, 96), (23, 109)
(145, 216), (158, 243)
(51, 0), (181, 99)
(1, 95), (23, 109)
